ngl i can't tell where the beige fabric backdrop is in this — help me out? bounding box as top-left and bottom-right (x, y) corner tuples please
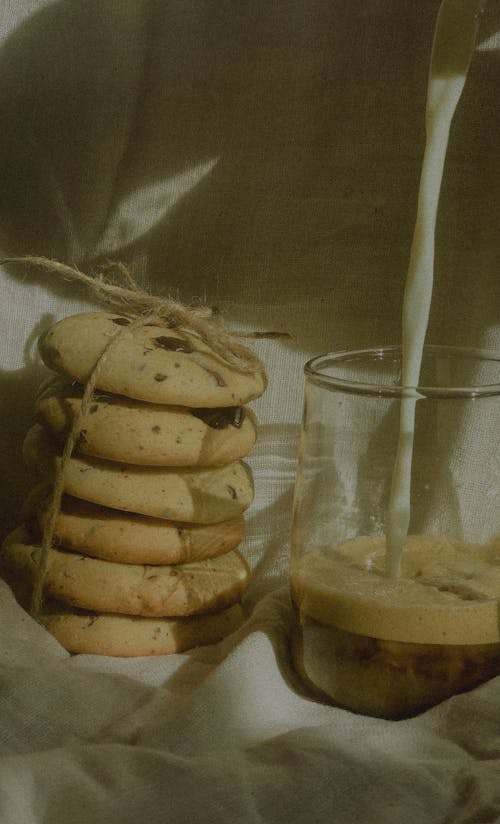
(0, 2), (499, 822)
(0, 0), (499, 537)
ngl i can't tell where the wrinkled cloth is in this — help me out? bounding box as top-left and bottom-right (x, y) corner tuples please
(1, 582), (500, 823)
(0, 2), (500, 822)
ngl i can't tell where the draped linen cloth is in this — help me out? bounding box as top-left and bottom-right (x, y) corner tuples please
(0, 2), (499, 821)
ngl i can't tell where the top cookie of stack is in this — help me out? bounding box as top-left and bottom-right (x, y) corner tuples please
(37, 311), (266, 468)
(1, 311), (266, 657)
(40, 312), (266, 408)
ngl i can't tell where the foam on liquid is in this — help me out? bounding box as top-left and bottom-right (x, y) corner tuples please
(385, 0), (485, 577)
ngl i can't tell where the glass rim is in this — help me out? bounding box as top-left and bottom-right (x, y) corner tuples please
(304, 344), (500, 398)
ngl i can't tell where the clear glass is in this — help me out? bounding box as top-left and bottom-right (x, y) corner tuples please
(290, 346), (500, 719)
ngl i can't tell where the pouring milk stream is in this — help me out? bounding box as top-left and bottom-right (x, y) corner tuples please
(385, 0), (486, 578)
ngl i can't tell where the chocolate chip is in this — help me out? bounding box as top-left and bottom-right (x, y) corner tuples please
(89, 404), (99, 414)
(226, 485), (237, 499)
(112, 317), (131, 326)
(192, 407), (245, 429)
(154, 374), (167, 382)
(152, 425), (161, 433)
(204, 368), (227, 387)
(153, 336), (193, 353)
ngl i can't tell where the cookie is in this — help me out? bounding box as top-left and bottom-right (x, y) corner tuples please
(39, 602), (244, 656)
(36, 495), (244, 565)
(36, 378), (257, 466)
(41, 602), (244, 656)
(24, 424), (254, 523)
(38, 312), (266, 407)
(3, 571), (244, 655)
(1, 527), (251, 617)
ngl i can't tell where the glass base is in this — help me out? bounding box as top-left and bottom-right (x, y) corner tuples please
(290, 606), (500, 720)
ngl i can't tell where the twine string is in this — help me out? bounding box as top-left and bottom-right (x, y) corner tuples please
(3, 256), (267, 374)
(30, 312), (156, 618)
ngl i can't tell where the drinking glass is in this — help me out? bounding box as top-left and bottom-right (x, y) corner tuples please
(290, 345), (500, 718)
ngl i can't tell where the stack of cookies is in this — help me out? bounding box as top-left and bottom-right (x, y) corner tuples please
(1, 312), (266, 656)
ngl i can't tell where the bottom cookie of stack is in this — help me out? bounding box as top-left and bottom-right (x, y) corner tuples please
(1, 525), (250, 656)
(39, 600), (244, 656)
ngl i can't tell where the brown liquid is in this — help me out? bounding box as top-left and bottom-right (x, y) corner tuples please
(290, 606), (500, 719)
(291, 536), (500, 718)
